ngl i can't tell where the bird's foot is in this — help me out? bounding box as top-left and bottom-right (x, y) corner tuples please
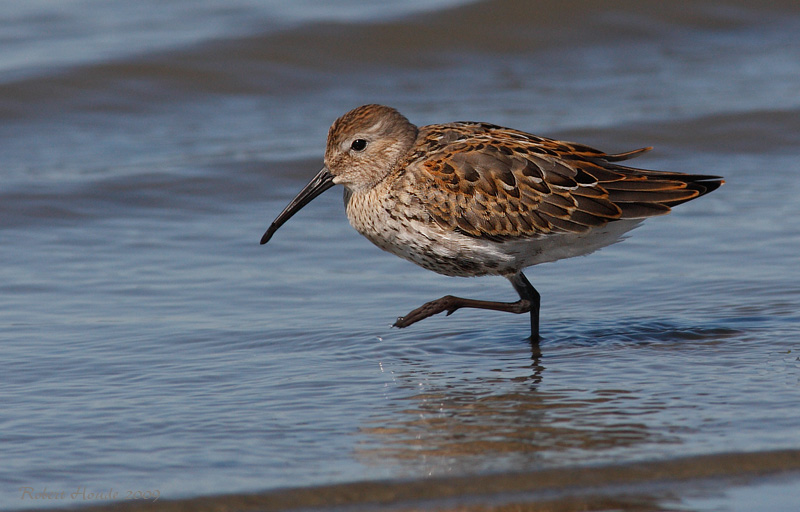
(393, 295), (462, 328)
(393, 296), (532, 328)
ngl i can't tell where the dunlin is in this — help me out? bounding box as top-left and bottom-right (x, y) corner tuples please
(261, 104), (722, 339)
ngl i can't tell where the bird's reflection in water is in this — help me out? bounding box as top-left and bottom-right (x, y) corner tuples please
(358, 339), (674, 475)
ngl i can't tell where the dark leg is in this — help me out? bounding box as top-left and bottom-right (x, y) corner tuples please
(393, 271), (541, 339)
(510, 272), (540, 342)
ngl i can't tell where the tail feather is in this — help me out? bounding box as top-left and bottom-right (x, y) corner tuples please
(610, 173), (723, 219)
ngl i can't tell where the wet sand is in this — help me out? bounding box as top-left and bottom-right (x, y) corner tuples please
(19, 449), (800, 511)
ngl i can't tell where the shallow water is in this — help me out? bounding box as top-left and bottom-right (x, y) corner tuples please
(2, 0), (800, 510)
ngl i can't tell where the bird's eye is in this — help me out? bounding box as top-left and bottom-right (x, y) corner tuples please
(350, 139), (368, 152)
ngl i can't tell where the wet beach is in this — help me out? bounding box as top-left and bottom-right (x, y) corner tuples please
(2, 1), (800, 511)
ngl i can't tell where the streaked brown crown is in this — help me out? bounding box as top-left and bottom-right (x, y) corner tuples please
(324, 104), (419, 191)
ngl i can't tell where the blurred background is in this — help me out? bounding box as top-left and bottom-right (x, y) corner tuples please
(2, 1), (799, 510)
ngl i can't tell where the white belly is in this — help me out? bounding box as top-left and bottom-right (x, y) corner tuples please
(344, 188), (642, 277)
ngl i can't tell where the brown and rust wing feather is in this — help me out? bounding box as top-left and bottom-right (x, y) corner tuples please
(411, 123), (723, 240)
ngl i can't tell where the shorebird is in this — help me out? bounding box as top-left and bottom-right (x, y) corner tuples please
(261, 104), (722, 340)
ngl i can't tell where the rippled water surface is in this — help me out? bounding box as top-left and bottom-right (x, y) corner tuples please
(2, 1), (800, 510)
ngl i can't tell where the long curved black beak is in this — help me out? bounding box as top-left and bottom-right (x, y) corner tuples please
(260, 167), (336, 245)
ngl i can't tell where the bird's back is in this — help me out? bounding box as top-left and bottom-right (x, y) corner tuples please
(398, 122), (722, 243)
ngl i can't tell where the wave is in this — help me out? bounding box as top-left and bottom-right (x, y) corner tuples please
(2, 0), (798, 120)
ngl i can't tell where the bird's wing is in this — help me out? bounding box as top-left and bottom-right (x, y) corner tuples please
(409, 123), (722, 241)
